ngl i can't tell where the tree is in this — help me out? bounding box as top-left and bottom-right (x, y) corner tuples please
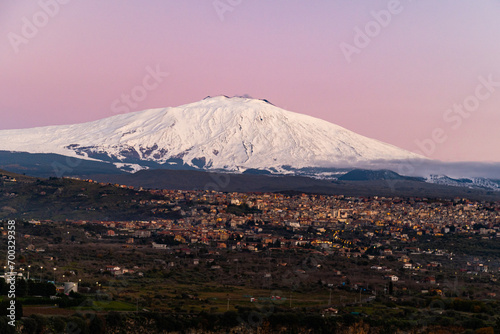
(22, 317), (37, 333)
(0, 317), (16, 334)
(44, 282), (56, 296)
(30, 314), (48, 333)
(105, 312), (123, 328)
(51, 317), (66, 332)
(16, 279), (27, 297)
(219, 311), (239, 328)
(0, 278), (7, 295)
(66, 316), (89, 334)
(88, 314), (105, 334)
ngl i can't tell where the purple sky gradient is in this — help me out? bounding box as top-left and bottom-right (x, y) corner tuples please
(1, 0), (500, 162)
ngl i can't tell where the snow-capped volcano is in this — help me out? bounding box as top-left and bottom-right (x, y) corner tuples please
(0, 96), (425, 172)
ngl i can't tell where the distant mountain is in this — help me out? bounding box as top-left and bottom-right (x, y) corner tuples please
(0, 150), (126, 177)
(0, 96), (425, 174)
(338, 169), (424, 182)
(427, 175), (500, 192)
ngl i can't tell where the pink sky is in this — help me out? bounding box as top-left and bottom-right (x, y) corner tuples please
(1, 0), (500, 162)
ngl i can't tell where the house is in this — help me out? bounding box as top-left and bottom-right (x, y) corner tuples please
(424, 276), (436, 284)
(399, 255), (410, 263)
(152, 242), (168, 249)
(384, 275), (399, 282)
(105, 266), (122, 275)
(134, 230), (151, 238)
(322, 308), (339, 317)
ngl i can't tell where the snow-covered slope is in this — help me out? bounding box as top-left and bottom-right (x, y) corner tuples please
(0, 96), (425, 172)
(427, 175), (500, 192)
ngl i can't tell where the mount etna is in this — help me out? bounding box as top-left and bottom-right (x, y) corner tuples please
(0, 96), (499, 194)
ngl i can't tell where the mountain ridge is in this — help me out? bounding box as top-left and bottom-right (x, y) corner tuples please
(87, 168), (500, 201)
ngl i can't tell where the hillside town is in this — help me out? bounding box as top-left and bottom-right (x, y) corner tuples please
(11, 184), (500, 293)
(2, 180), (500, 333)
(50, 185), (500, 251)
